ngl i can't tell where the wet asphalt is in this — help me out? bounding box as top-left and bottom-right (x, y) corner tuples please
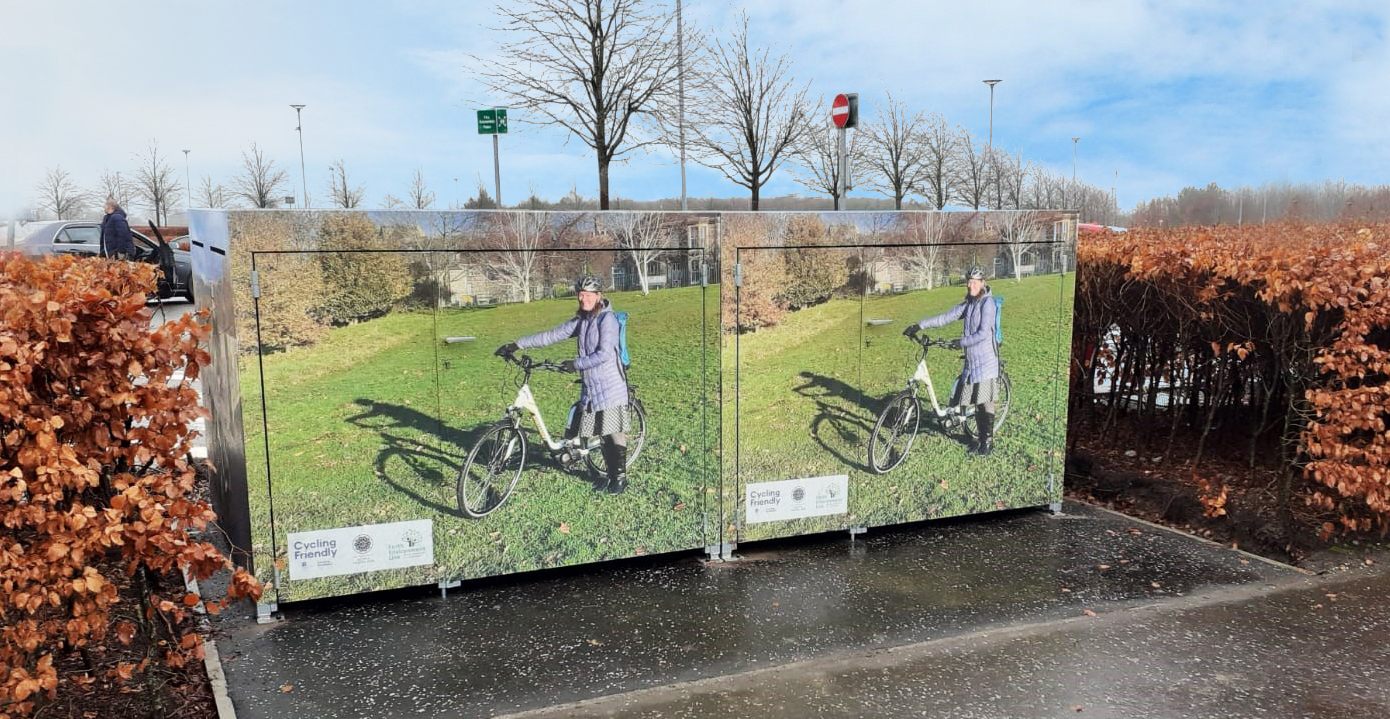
(208, 502), (1390, 718)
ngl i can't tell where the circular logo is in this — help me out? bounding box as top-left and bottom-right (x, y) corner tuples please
(352, 534), (373, 555)
(792, 486), (806, 502)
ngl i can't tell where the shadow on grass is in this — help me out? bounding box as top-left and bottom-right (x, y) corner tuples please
(791, 372), (883, 473)
(344, 399), (479, 518)
(345, 399), (604, 518)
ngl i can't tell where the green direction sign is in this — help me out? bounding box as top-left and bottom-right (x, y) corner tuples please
(477, 108), (508, 135)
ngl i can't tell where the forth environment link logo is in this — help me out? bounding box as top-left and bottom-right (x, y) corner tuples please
(402, 529), (424, 548)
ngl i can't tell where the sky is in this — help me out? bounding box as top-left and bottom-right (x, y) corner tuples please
(3, 0), (1387, 219)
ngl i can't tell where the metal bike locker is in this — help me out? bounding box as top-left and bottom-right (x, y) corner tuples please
(720, 211), (1077, 552)
(192, 210), (722, 608)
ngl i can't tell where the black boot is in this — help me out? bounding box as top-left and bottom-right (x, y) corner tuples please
(975, 409), (994, 457)
(602, 441), (628, 495)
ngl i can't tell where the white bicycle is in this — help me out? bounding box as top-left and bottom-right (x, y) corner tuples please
(867, 333), (1012, 473)
(456, 353), (647, 517)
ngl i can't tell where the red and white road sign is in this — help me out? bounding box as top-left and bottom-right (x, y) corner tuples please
(831, 94), (850, 128)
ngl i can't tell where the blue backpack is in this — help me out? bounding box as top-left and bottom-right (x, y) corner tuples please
(611, 310), (631, 369)
(992, 296), (1004, 345)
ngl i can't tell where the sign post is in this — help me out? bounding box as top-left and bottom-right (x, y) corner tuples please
(831, 93), (858, 210)
(477, 108), (509, 207)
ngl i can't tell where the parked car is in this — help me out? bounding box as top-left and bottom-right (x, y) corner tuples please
(15, 220), (193, 301)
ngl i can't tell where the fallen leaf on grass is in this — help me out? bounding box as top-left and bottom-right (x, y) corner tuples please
(559, 523), (570, 534)
(673, 502), (687, 511)
(280, 684), (294, 693)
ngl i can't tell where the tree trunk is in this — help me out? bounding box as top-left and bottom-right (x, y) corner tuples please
(598, 153), (610, 210)
(750, 185), (760, 212)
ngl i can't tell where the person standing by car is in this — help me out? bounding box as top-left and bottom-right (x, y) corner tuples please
(903, 266), (1001, 456)
(495, 275), (633, 494)
(99, 199), (135, 260)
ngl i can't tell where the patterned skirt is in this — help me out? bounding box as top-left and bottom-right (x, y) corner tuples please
(568, 403), (632, 439)
(950, 376), (1001, 409)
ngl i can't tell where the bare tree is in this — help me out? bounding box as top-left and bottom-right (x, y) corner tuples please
(683, 12), (810, 211)
(917, 114), (959, 210)
(129, 140), (183, 225)
(232, 143), (290, 209)
(994, 151), (1030, 210)
(858, 92), (930, 210)
(897, 212), (955, 290)
(468, 0), (681, 210)
(789, 113), (862, 210)
(197, 176), (232, 208)
(484, 212), (549, 303)
(34, 166), (90, 220)
(999, 210), (1043, 281)
(600, 211), (668, 295)
(95, 167), (133, 210)
(406, 167), (435, 209)
(952, 131), (992, 210)
(380, 194), (407, 209)
(325, 159), (366, 208)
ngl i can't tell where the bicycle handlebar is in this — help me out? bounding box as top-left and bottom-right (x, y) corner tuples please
(500, 353), (574, 374)
(907, 333), (957, 350)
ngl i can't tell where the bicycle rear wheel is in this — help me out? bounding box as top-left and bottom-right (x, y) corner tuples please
(868, 391), (921, 474)
(958, 372), (1013, 442)
(584, 398), (648, 476)
(457, 423), (527, 518)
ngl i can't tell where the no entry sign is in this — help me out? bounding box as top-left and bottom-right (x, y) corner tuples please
(831, 93), (858, 129)
(832, 94), (850, 128)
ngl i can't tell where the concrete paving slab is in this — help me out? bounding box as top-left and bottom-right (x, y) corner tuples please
(213, 503), (1305, 719)
(508, 569), (1390, 719)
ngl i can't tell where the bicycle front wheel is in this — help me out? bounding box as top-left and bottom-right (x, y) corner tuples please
(868, 391), (921, 474)
(583, 398), (648, 476)
(457, 423), (527, 518)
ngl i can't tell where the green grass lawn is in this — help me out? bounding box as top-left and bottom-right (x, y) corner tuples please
(724, 272), (1074, 542)
(241, 284), (717, 602)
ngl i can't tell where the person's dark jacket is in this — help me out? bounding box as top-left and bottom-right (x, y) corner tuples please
(100, 206), (135, 258)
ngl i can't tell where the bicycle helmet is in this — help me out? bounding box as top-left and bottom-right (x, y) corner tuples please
(575, 274), (604, 293)
(965, 266), (986, 280)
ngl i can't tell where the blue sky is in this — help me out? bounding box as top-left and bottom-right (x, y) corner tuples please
(3, 0), (1387, 218)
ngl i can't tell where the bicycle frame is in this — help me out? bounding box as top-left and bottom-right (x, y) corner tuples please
(907, 348), (969, 424)
(505, 369), (598, 459)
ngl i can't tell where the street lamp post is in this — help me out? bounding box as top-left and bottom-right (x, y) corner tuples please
(1071, 137), (1080, 181)
(183, 150), (191, 211)
(290, 105), (307, 208)
(677, 0), (688, 211)
(983, 80), (1001, 149)
(984, 80), (1001, 210)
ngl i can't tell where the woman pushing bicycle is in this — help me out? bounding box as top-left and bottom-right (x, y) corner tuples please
(495, 275), (632, 494)
(902, 266), (1001, 457)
